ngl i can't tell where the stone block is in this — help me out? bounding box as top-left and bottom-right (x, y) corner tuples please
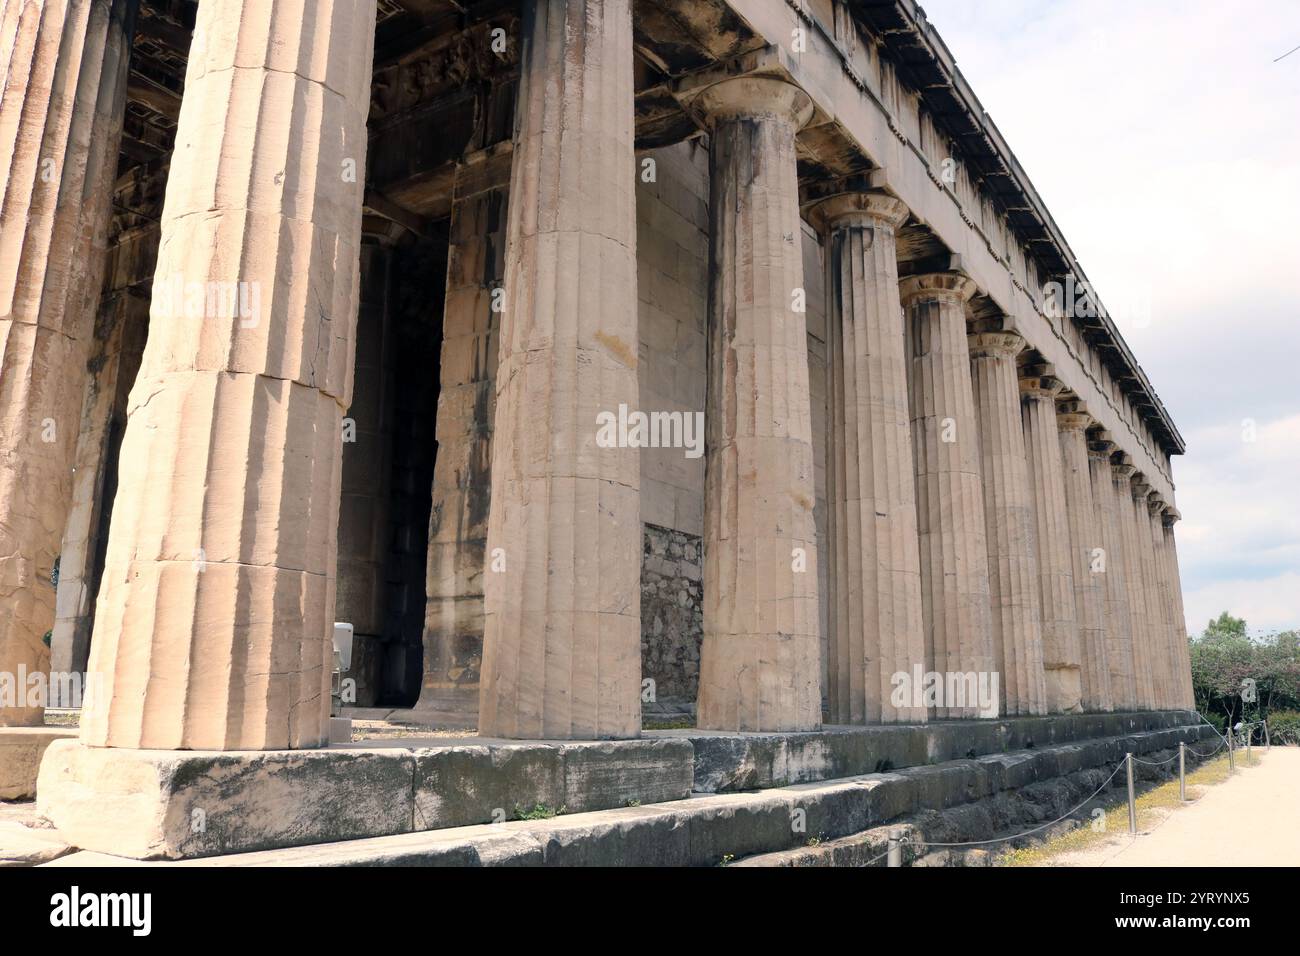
(0, 727), (77, 800)
(414, 744), (565, 827)
(37, 740), (415, 859)
(560, 739), (693, 813)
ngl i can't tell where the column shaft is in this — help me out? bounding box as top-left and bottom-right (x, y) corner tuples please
(1091, 445), (1136, 709)
(479, 0), (642, 739)
(1116, 468), (1156, 709)
(334, 240), (394, 706)
(0, 0), (134, 726)
(420, 183), (506, 723)
(968, 332), (1045, 716)
(1058, 413), (1111, 711)
(815, 193), (925, 724)
(904, 275), (993, 719)
(696, 76), (820, 732)
(1144, 495), (1174, 709)
(80, 0), (377, 749)
(1161, 511), (1193, 708)
(51, 290), (149, 680)
(1021, 380), (1082, 712)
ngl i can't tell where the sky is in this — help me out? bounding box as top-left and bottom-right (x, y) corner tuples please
(919, 0), (1300, 637)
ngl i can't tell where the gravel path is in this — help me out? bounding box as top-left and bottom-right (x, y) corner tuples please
(1055, 747), (1300, 866)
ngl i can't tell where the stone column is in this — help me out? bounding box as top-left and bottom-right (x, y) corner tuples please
(1115, 464), (1156, 709)
(419, 180), (506, 724)
(968, 329), (1046, 717)
(335, 238), (395, 707)
(0, 0), (135, 726)
(79, 0), (377, 750)
(1057, 405), (1111, 711)
(479, 0), (642, 739)
(1144, 491), (1174, 709)
(811, 190), (925, 725)
(903, 274), (994, 719)
(51, 290), (149, 682)
(1161, 507), (1193, 708)
(1090, 437), (1136, 709)
(1020, 370), (1082, 713)
(694, 76), (819, 733)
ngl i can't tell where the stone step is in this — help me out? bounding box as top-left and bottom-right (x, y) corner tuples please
(42, 722), (1216, 867)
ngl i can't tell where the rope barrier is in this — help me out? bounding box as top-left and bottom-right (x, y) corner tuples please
(856, 730), (1246, 866)
(859, 758), (1130, 866)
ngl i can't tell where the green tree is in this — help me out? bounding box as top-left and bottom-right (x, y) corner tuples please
(1189, 613), (1300, 736)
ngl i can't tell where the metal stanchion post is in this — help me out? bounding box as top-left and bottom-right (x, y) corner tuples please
(1126, 753), (1137, 835)
(1228, 728), (1236, 773)
(887, 834), (902, 868)
(1265, 720), (1271, 750)
(1179, 741), (1186, 802)
(1247, 724), (1253, 762)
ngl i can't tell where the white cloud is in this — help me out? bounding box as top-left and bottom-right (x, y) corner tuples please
(923, 0), (1300, 633)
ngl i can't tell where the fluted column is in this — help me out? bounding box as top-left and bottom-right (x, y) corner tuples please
(695, 76), (819, 732)
(0, 0), (134, 726)
(479, 0), (641, 739)
(1057, 406), (1111, 711)
(1161, 507), (1193, 708)
(903, 274), (993, 718)
(1020, 371), (1082, 712)
(1115, 464), (1156, 708)
(1090, 438), (1137, 709)
(419, 181), (507, 723)
(1144, 492), (1174, 709)
(968, 330), (1045, 716)
(80, 0), (376, 749)
(811, 191), (925, 725)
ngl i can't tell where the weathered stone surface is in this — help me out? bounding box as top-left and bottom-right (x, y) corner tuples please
(37, 738), (415, 859)
(0, 0), (133, 727)
(1091, 436), (1137, 709)
(37, 718), (1214, 867)
(1019, 371), (1082, 712)
(968, 330), (1046, 716)
(813, 191), (926, 725)
(903, 274), (994, 719)
(0, 818), (72, 866)
(1057, 407), (1111, 711)
(1117, 465), (1157, 709)
(1160, 509), (1194, 709)
(0, 726), (76, 799)
(675, 708), (1196, 792)
(79, 0), (377, 750)
(695, 76), (821, 733)
(479, 0), (643, 740)
(418, 176), (506, 725)
(37, 733), (692, 859)
(640, 524), (703, 708)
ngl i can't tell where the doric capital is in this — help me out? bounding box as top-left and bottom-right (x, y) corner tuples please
(1018, 373), (1064, 401)
(966, 330), (1025, 359)
(1057, 396), (1091, 430)
(1111, 460), (1136, 481)
(1088, 429), (1115, 460)
(693, 76), (814, 129)
(899, 272), (978, 306)
(1057, 410), (1093, 432)
(1162, 506), (1182, 528)
(1131, 475), (1152, 501)
(1147, 494), (1167, 517)
(807, 190), (909, 234)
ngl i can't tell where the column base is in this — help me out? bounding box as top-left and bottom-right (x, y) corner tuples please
(36, 736), (693, 859)
(0, 727), (78, 800)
